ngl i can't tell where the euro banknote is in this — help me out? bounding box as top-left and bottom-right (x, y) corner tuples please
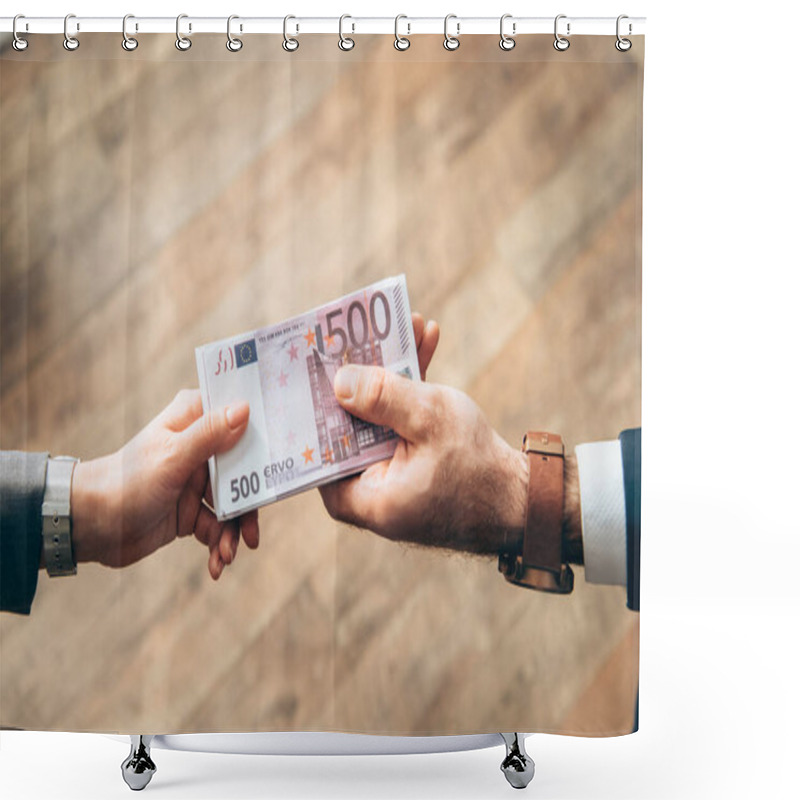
(195, 275), (420, 520)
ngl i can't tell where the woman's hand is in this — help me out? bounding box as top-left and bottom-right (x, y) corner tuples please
(69, 390), (259, 580)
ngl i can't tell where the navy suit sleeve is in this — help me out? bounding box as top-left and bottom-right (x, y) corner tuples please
(1, 451), (49, 615)
(618, 429), (641, 612)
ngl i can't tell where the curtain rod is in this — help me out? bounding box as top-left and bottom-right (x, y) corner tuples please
(1, 16), (646, 37)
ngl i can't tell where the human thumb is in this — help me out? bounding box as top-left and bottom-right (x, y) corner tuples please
(334, 365), (426, 442)
(177, 401), (250, 475)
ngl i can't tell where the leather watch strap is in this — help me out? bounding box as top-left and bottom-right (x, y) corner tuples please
(498, 431), (574, 593)
(522, 432), (565, 574)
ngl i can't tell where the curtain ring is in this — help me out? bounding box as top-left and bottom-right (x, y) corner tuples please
(553, 14), (570, 51)
(12, 15), (29, 51)
(339, 14), (355, 51)
(443, 14), (460, 51)
(63, 13), (80, 51)
(499, 14), (516, 51)
(122, 14), (138, 51)
(227, 15), (243, 51)
(176, 14), (192, 51)
(283, 15), (299, 51)
(615, 14), (632, 51)
(394, 14), (410, 51)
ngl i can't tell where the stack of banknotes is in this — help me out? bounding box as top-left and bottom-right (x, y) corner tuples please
(195, 275), (420, 520)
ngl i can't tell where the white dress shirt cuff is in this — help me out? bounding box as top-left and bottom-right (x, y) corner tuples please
(574, 439), (627, 587)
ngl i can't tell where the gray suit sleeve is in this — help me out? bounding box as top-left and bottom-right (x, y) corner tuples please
(1, 451), (49, 614)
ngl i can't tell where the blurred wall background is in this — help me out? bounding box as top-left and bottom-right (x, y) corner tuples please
(1, 32), (641, 735)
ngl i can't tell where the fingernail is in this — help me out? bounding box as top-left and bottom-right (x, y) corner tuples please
(225, 401), (249, 429)
(334, 365), (359, 400)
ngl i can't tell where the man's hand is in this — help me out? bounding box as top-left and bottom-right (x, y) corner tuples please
(319, 363), (531, 556)
(68, 390), (260, 580)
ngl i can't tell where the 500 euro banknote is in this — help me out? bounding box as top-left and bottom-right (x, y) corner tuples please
(195, 275), (420, 520)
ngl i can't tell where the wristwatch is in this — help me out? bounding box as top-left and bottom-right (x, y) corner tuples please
(498, 431), (574, 594)
(42, 456), (79, 577)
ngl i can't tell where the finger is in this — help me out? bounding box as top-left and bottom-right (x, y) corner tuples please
(207, 520), (236, 580)
(161, 389), (204, 433)
(333, 365), (434, 442)
(194, 503), (223, 547)
(203, 479), (215, 510)
(209, 546), (224, 581)
(412, 312), (425, 351)
(239, 509), (260, 550)
(318, 462), (388, 531)
(173, 401), (250, 484)
(417, 320), (440, 380)
(176, 463), (210, 538)
(219, 522), (240, 565)
(319, 479), (373, 530)
(206, 513), (225, 557)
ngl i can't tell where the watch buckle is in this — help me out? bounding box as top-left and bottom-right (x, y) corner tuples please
(498, 554), (574, 594)
(522, 431), (564, 457)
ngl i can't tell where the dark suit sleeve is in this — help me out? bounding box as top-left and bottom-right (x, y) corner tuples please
(618, 429), (641, 612)
(1, 451), (49, 615)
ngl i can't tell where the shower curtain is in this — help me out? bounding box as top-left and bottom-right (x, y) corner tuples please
(0, 29), (642, 738)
